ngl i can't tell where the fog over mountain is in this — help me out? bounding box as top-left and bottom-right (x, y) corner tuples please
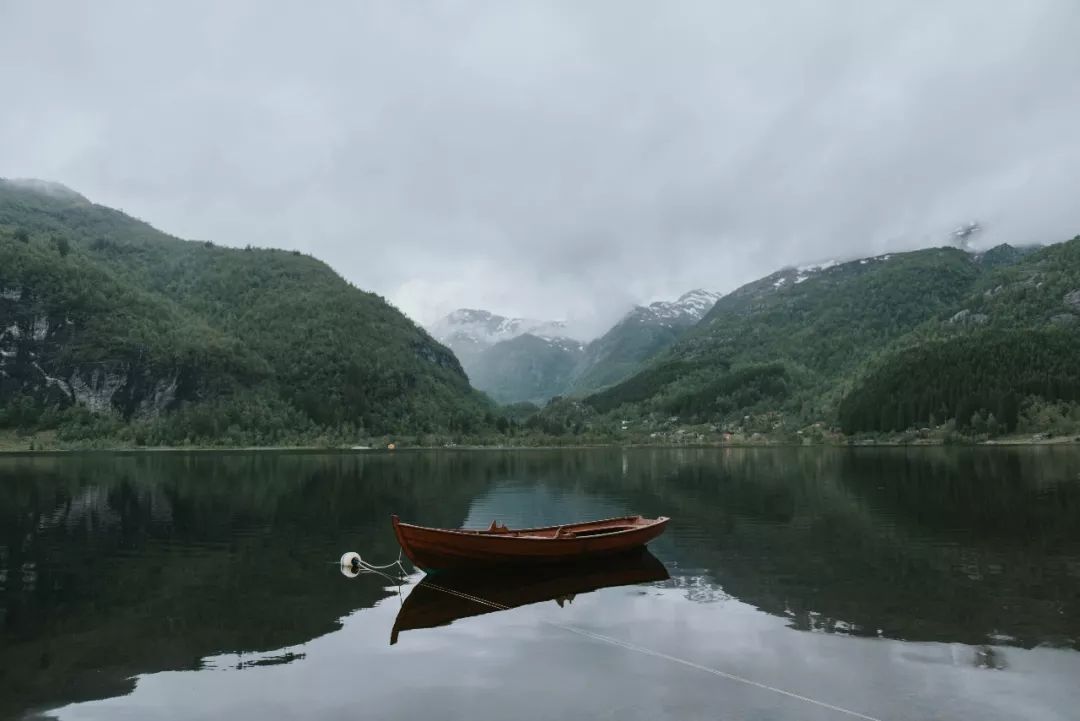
(2, 1), (1079, 337)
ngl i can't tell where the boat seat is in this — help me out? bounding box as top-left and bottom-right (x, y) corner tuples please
(571, 526), (634, 537)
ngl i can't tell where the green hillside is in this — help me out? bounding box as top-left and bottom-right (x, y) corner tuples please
(570, 312), (699, 394)
(836, 330), (1080, 434)
(4, 177), (1077, 447)
(838, 239), (1080, 435)
(0, 179), (493, 446)
(587, 248), (984, 418)
(583, 239), (1080, 440)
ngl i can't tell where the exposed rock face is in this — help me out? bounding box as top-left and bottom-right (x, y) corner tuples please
(1, 294), (187, 420)
(68, 367), (127, 414)
(1064, 290), (1080, 312)
(31, 361), (72, 398)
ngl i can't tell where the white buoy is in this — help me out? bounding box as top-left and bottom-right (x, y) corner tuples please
(340, 551), (362, 578)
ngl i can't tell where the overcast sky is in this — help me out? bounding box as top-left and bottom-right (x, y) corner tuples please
(2, 1), (1079, 337)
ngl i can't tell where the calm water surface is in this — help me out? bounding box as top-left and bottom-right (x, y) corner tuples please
(2, 447), (1079, 721)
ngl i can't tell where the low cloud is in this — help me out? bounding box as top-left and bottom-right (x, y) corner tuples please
(2, 1), (1078, 335)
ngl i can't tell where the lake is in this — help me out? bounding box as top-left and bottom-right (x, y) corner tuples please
(2, 447), (1079, 721)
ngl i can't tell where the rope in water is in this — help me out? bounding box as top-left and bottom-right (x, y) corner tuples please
(421, 581), (884, 721)
(339, 555), (884, 721)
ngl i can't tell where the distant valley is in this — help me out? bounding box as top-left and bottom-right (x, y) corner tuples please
(429, 289), (720, 404)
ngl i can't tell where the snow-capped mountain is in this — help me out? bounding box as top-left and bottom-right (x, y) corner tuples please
(428, 309), (583, 401)
(731, 259), (847, 300)
(430, 290), (719, 404)
(567, 289), (721, 394)
(429, 309), (571, 358)
(624, 289), (721, 326)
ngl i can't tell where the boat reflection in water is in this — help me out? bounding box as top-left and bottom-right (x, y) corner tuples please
(390, 549), (670, 645)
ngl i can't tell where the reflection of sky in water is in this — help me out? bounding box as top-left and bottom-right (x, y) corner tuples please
(51, 579), (1080, 721)
(7, 448), (1080, 721)
(464, 481), (631, 530)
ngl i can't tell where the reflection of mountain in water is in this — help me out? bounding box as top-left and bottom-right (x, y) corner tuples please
(666, 575), (733, 604)
(448, 448), (1080, 649)
(2, 447), (1079, 720)
(555, 447), (1080, 650)
(0, 452), (495, 720)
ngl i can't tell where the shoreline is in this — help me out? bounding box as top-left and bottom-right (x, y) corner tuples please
(1, 436), (1078, 455)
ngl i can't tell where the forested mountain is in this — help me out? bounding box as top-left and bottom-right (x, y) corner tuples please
(0, 178), (493, 446)
(837, 239), (1080, 434)
(587, 248), (984, 415)
(583, 240), (1080, 439)
(569, 289), (720, 394)
(3, 177), (1077, 447)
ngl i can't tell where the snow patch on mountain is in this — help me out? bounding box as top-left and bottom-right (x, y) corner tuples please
(532, 334), (586, 353)
(796, 259), (839, 273)
(794, 259), (839, 284)
(625, 289), (721, 326)
(429, 309), (574, 351)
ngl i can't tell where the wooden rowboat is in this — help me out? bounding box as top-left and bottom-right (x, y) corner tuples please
(391, 514), (669, 571)
(390, 549), (669, 644)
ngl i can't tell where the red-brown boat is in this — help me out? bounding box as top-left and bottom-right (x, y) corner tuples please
(392, 514), (669, 571)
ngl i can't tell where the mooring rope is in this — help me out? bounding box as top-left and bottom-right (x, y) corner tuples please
(421, 582), (883, 721)
(338, 551), (409, 587)
(340, 556), (884, 721)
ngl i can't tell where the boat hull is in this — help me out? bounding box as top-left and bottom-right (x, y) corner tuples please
(392, 514), (669, 572)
